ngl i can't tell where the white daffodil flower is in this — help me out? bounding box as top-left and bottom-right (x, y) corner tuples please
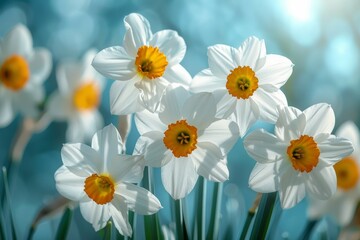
(92, 13), (191, 114)
(243, 103), (354, 209)
(190, 36), (293, 137)
(308, 121), (360, 226)
(47, 50), (104, 143)
(55, 124), (162, 236)
(0, 24), (51, 127)
(134, 86), (239, 199)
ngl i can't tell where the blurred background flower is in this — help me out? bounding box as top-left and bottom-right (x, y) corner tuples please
(1, 0), (360, 239)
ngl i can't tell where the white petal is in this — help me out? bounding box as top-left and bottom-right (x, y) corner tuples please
(133, 131), (171, 167)
(133, 131), (153, 155)
(56, 60), (83, 93)
(239, 36), (266, 70)
(182, 92), (216, 129)
(303, 103), (335, 136)
(279, 169), (306, 209)
(191, 142), (229, 182)
(91, 124), (123, 171)
(150, 30), (186, 66)
(80, 199), (111, 231)
(198, 119), (239, 154)
(12, 84), (44, 118)
(336, 121), (360, 156)
(109, 197), (132, 236)
(67, 111), (104, 143)
(110, 81), (144, 115)
(145, 139), (173, 167)
(252, 88), (288, 123)
(123, 13), (152, 56)
(234, 98), (260, 137)
(163, 64), (192, 87)
(54, 166), (86, 201)
(305, 166), (336, 200)
(307, 196), (357, 226)
(0, 90), (14, 127)
(117, 183), (162, 215)
(161, 157), (199, 199)
(135, 77), (168, 113)
(158, 86), (189, 125)
(208, 44), (239, 78)
(46, 92), (71, 120)
(61, 143), (101, 175)
(3, 24), (32, 57)
(330, 197), (357, 226)
(29, 48), (52, 85)
(135, 110), (166, 135)
(108, 155), (145, 183)
(318, 136), (353, 165)
(214, 90), (237, 119)
(249, 162), (285, 193)
(190, 69), (225, 93)
(244, 129), (287, 163)
(274, 105), (305, 142)
(92, 46), (136, 81)
(257, 54), (293, 88)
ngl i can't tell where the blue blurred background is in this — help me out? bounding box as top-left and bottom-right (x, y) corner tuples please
(1, 0), (360, 239)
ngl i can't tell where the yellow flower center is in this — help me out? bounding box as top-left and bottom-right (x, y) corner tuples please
(226, 66), (258, 99)
(72, 82), (100, 111)
(84, 173), (115, 205)
(135, 46), (168, 79)
(287, 135), (320, 173)
(0, 55), (30, 91)
(334, 156), (359, 191)
(163, 119), (198, 158)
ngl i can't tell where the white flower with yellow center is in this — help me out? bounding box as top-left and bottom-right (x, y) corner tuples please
(47, 50), (104, 142)
(243, 104), (354, 209)
(55, 124), (162, 236)
(134, 86), (239, 199)
(307, 121), (360, 226)
(190, 36), (293, 137)
(92, 13), (191, 114)
(0, 24), (51, 127)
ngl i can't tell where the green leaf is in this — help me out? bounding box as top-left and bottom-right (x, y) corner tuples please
(142, 167), (164, 240)
(194, 177), (206, 240)
(298, 220), (318, 240)
(239, 211), (255, 240)
(102, 221), (112, 240)
(55, 207), (73, 240)
(2, 167), (17, 240)
(206, 182), (223, 240)
(0, 211), (5, 240)
(249, 192), (277, 240)
(174, 199), (187, 239)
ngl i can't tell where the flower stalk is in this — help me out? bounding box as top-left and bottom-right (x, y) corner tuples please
(239, 193), (262, 240)
(249, 192), (277, 240)
(207, 182), (223, 240)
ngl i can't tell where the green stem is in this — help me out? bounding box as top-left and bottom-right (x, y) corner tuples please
(195, 178), (206, 240)
(27, 225), (35, 240)
(143, 167), (163, 240)
(0, 211), (5, 240)
(174, 199), (185, 240)
(298, 219), (318, 240)
(239, 212), (255, 240)
(1, 155), (13, 208)
(249, 192), (277, 240)
(55, 207), (73, 240)
(207, 182), (223, 240)
(101, 221), (112, 240)
(2, 167), (17, 240)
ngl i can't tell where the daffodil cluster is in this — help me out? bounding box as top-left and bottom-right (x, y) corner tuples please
(1, 13), (353, 237)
